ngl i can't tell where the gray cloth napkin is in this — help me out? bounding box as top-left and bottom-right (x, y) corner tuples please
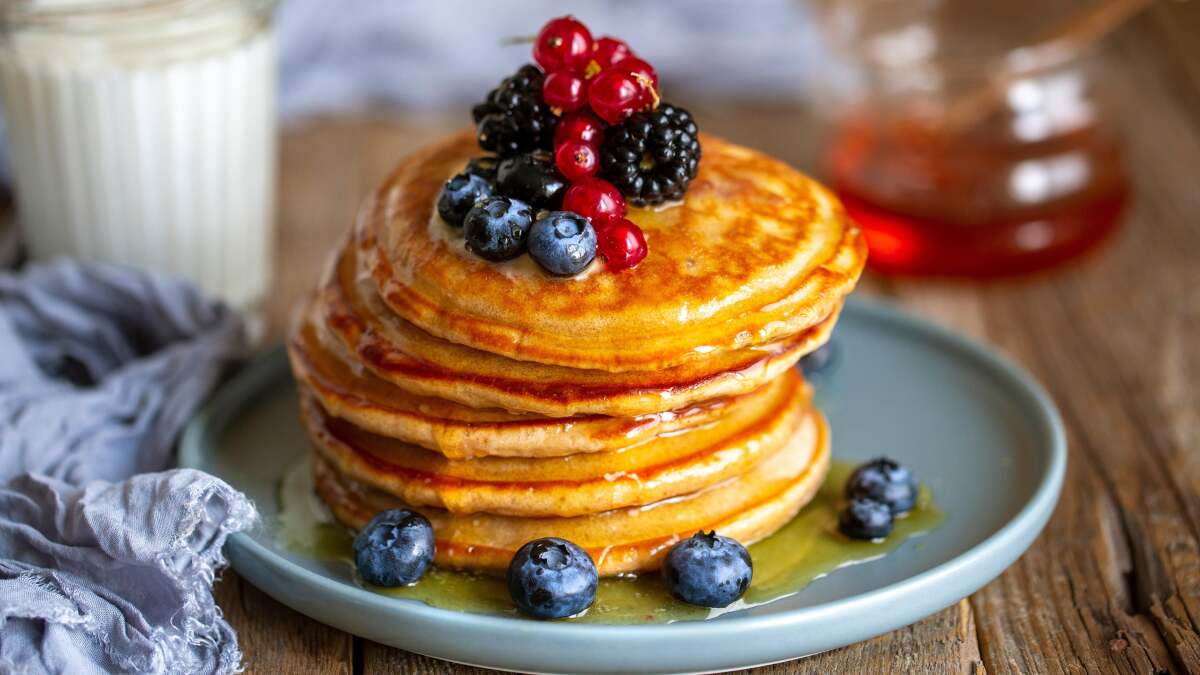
(0, 260), (255, 675)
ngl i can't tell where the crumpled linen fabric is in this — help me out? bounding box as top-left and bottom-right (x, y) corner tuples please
(0, 260), (256, 675)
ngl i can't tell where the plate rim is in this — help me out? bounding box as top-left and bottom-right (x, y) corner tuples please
(181, 296), (1066, 652)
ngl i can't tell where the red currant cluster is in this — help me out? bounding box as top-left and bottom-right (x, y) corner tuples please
(533, 16), (654, 270)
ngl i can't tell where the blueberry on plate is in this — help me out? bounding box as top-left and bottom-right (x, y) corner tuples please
(844, 457), (918, 515)
(496, 152), (567, 210)
(507, 537), (598, 619)
(437, 172), (494, 227)
(838, 497), (894, 540)
(799, 340), (837, 379)
(528, 211), (597, 276)
(463, 196), (534, 262)
(465, 155), (501, 182)
(353, 508), (435, 587)
(662, 531), (753, 608)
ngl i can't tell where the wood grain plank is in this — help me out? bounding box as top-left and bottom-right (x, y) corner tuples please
(214, 572), (353, 675)
(360, 640), (497, 675)
(940, 10), (1200, 672)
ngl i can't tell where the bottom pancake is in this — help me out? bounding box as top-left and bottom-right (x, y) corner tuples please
(312, 408), (830, 576)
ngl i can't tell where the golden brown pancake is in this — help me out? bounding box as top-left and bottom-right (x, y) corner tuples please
(300, 370), (810, 517)
(311, 232), (839, 417)
(361, 131), (865, 372)
(289, 306), (800, 458)
(313, 407), (830, 576)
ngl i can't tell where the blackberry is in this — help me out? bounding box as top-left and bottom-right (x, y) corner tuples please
(472, 64), (558, 157)
(600, 103), (701, 206)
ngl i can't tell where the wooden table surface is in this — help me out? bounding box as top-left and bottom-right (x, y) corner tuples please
(218, 4), (1200, 672)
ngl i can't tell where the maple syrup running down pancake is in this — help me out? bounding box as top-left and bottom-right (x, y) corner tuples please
(363, 131), (866, 372)
(300, 370), (810, 518)
(306, 232), (841, 418)
(313, 407), (830, 576)
(289, 310), (798, 458)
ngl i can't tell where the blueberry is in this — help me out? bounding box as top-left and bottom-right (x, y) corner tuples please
(662, 531), (753, 608)
(353, 509), (435, 587)
(465, 155), (500, 182)
(528, 211), (597, 276)
(799, 340), (838, 379)
(437, 172), (493, 227)
(844, 457), (918, 515)
(496, 152), (566, 210)
(838, 497), (894, 540)
(507, 537), (598, 619)
(463, 196), (533, 262)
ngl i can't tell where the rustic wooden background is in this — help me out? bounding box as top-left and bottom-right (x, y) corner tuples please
(215, 3), (1200, 672)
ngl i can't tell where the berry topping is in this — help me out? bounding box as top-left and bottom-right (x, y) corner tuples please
(472, 64), (558, 157)
(542, 70), (588, 113)
(844, 457), (918, 516)
(496, 152), (567, 210)
(437, 172), (494, 227)
(601, 103), (701, 206)
(662, 531), (753, 608)
(352, 509), (435, 587)
(592, 36), (633, 70)
(454, 16), (704, 274)
(528, 211), (597, 276)
(615, 56), (660, 106)
(465, 155), (500, 182)
(597, 218), (647, 270)
(555, 140), (600, 183)
(533, 16), (594, 74)
(507, 537), (598, 619)
(588, 67), (644, 124)
(562, 178), (625, 228)
(554, 111), (606, 149)
(838, 498), (894, 540)
(463, 196), (534, 262)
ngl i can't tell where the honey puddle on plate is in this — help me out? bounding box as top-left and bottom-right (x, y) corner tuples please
(277, 458), (943, 624)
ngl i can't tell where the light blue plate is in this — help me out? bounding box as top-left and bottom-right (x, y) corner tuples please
(180, 298), (1065, 674)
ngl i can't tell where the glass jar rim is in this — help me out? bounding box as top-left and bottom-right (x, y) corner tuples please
(2, 0), (277, 32)
(0, 0), (278, 67)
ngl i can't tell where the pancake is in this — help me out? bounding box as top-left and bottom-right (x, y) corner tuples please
(361, 131), (865, 372)
(313, 232), (839, 417)
(300, 369), (810, 517)
(289, 305), (801, 458)
(313, 406), (830, 576)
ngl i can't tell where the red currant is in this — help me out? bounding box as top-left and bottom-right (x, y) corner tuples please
(599, 218), (648, 270)
(555, 141), (599, 182)
(616, 57), (659, 108)
(588, 68), (642, 124)
(533, 16), (593, 73)
(592, 36), (633, 69)
(563, 178), (626, 228)
(542, 71), (588, 112)
(554, 110), (605, 148)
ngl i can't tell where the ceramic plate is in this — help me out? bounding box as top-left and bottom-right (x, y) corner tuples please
(180, 298), (1065, 674)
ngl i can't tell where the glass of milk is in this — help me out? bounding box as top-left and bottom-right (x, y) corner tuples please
(0, 0), (278, 320)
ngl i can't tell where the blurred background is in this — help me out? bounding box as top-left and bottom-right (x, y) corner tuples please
(0, 0), (1186, 334)
(3, 4), (1198, 670)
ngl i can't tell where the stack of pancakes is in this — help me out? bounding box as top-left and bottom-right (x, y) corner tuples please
(288, 132), (866, 576)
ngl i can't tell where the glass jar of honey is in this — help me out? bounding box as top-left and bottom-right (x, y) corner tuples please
(814, 0), (1130, 277)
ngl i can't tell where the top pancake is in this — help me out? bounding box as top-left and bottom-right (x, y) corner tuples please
(363, 131), (866, 372)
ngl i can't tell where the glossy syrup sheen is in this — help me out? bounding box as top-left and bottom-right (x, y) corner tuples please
(277, 459), (944, 624)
